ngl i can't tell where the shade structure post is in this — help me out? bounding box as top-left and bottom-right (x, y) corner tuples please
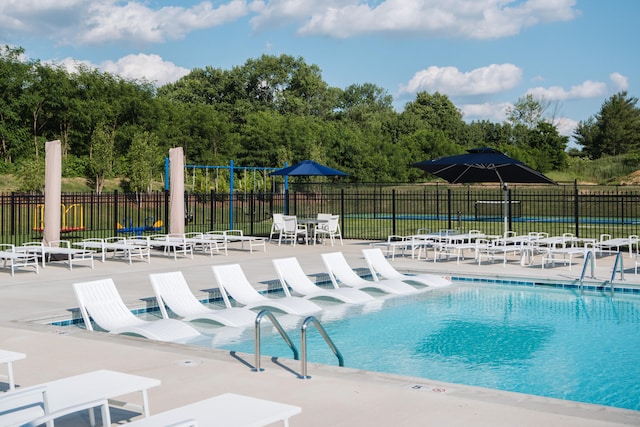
(43, 140), (62, 246)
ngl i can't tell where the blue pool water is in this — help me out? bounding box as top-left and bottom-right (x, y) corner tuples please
(213, 283), (640, 411)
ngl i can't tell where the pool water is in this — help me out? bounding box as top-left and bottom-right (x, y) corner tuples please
(212, 284), (640, 411)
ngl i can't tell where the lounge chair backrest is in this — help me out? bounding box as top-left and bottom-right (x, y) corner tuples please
(73, 279), (143, 332)
(272, 257), (318, 296)
(321, 252), (367, 288)
(362, 248), (402, 280)
(211, 264), (262, 307)
(150, 271), (206, 319)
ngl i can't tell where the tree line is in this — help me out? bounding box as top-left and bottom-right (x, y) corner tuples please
(1, 45), (638, 193)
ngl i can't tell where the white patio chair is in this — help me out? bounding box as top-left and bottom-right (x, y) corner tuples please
(278, 215), (308, 246)
(269, 213), (285, 242)
(314, 214), (343, 246)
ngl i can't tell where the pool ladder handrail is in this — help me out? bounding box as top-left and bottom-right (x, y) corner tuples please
(254, 310), (299, 372)
(579, 249), (596, 293)
(299, 315), (344, 380)
(604, 251), (624, 296)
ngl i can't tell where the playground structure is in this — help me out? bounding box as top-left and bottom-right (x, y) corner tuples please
(117, 216), (164, 235)
(32, 203), (85, 233)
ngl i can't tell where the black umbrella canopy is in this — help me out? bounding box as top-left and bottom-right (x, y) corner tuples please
(270, 160), (348, 177)
(411, 148), (556, 185)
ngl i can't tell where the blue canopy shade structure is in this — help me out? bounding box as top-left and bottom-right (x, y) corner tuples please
(269, 160), (348, 177)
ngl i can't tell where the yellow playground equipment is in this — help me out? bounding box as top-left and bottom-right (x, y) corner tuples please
(33, 203), (85, 232)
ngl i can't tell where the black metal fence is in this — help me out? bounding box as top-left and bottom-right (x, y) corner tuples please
(2, 183), (640, 245)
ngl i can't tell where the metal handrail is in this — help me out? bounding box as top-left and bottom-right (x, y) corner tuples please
(254, 310), (299, 372)
(606, 251), (624, 296)
(299, 316), (344, 379)
(579, 249), (596, 293)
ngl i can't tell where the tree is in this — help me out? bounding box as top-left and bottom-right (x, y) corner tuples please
(399, 92), (466, 144)
(574, 92), (640, 159)
(88, 122), (114, 194)
(127, 131), (160, 193)
(506, 94), (551, 130)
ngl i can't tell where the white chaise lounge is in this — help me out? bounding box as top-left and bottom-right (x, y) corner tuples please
(321, 252), (419, 295)
(273, 257), (374, 304)
(124, 393), (301, 427)
(211, 264), (322, 315)
(149, 271), (256, 327)
(73, 279), (201, 342)
(362, 248), (452, 288)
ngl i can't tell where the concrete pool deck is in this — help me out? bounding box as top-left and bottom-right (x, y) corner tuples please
(0, 239), (639, 426)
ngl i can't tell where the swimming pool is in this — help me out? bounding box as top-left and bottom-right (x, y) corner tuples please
(211, 283), (640, 412)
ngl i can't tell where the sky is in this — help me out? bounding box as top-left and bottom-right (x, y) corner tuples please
(1, 0), (638, 146)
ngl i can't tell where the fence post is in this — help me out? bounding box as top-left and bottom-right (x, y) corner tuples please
(164, 189), (169, 234)
(447, 188), (452, 230)
(392, 189), (396, 236)
(210, 190), (215, 230)
(340, 189), (345, 238)
(113, 190), (119, 236)
(10, 192), (16, 236)
(250, 190), (255, 235)
(574, 180), (579, 237)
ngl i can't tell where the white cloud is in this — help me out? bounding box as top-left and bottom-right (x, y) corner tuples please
(399, 64), (522, 96)
(554, 117), (578, 138)
(56, 54), (190, 86)
(461, 102), (512, 122)
(526, 73), (629, 101)
(0, 0), (249, 45)
(248, 0), (580, 39)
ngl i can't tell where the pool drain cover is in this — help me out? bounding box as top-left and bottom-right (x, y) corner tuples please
(177, 359), (202, 367)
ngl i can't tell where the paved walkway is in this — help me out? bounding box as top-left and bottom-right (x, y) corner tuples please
(1, 239), (639, 426)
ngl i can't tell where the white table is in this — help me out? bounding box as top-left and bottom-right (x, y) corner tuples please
(125, 393), (301, 427)
(0, 349), (25, 390)
(297, 219), (328, 244)
(25, 369), (161, 424)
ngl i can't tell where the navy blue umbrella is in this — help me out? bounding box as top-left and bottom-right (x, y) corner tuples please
(412, 148), (556, 235)
(270, 160), (348, 177)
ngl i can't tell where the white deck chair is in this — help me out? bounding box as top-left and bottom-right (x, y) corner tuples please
(273, 257), (374, 304)
(73, 279), (201, 342)
(313, 215), (343, 246)
(269, 213), (285, 241)
(279, 215), (307, 246)
(149, 271), (256, 327)
(320, 252), (419, 295)
(211, 264), (322, 315)
(362, 248), (452, 288)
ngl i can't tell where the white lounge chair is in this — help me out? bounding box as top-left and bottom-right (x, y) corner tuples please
(362, 248), (452, 288)
(273, 257), (374, 304)
(149, 271), (256, 327)
(0, 349), (25, 391)
(123, 393), (301, 427)
(320, 252), (419, 295)
(73, 279), (201, 342)
(211, 264), (322, 315)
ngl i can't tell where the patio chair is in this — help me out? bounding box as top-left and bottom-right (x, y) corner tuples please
(273, 257), (374, 304)
(73, 278), (201, 342)
(0, 244), (39, 276)
(149, 271), (256, 327)
(362, 248), (452, 288)
(278, 215), (308, 246)
(269, 213), (285, 242)
(320, 252), (419, 295)
(211, 264), (322, 315)
(313, 214), (343, 246)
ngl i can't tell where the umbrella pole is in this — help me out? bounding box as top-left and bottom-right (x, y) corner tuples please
(503, 183), (508, 237)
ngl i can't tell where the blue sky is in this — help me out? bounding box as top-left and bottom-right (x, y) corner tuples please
(1, 1), (637, 145)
